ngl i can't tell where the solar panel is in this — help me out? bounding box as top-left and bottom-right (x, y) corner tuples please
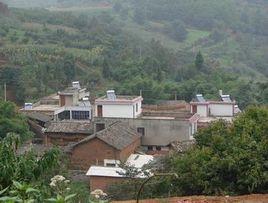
(221, 95), (232, 102)
(196, 94), (206, 102)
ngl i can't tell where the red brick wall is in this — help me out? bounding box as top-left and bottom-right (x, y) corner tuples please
(70, 138), (121, 170)
(119, 138), (141, 161)
(89, 176), (125, 192)
(45, 133), (87, 146)
(69, 137), (141, 170)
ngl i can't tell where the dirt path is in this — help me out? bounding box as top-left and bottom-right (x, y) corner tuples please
(113, 194), (268, 203)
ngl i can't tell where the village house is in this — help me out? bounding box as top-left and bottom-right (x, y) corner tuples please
(24, 112), (52, 143)
(95, 90), (143, 118)
(87, 154), (153, 192)
(21, 81), (92, 121)
(44, 121), (93, 146)
(94, 90), (199, 154)
(66, 122), (141, 170)
(190, 90), (241, 127)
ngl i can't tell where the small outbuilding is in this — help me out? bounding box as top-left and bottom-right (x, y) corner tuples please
(87, 154), (153, 192)
(44, 121), (93, 146)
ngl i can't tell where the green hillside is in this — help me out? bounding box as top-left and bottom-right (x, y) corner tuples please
(0, 0), (267, 108)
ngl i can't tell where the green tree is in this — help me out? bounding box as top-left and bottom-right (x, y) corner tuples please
(169, 106), (268, 195)
(102, 59), (111, 79)
(195, 51), (204, 70)
(0, 101), (32, 140)
(0, 134), (61, 189)
(166, 20), (188, 42)
(133, 8), (146, 25)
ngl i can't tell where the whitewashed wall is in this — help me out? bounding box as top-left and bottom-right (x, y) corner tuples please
(197, 105), (208, 117)
(100, 104), (134, 118)
(209, 104), (233, 116)
(134, 101), (142, 118)
(95, 100), (142, 118)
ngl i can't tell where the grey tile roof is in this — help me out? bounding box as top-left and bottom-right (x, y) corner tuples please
(45, 121), (93, 134)
(69, 121), (141, 151)
(24, 112), (52, 123)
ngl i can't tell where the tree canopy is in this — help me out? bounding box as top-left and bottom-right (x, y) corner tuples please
(0, 101), (32, 140)
(169, 106), (268, 195)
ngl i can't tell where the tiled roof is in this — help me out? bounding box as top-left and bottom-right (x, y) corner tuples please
(70, 121), (141, 151)
(24, 112), (52, 123)
(45, 121), (93, 134)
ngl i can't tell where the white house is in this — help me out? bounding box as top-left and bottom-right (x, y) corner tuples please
(95, 90), (143, 118)
(190, 91), (240, 124)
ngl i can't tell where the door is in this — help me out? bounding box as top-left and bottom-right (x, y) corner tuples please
(97, 105), (103, 117)
(192, 105), (197, 114)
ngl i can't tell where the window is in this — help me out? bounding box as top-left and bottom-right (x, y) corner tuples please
(58, 110), (70, 120)
(156, 146), (161, 151)
(147, 146), (153, 151)
(137, 127), (145, 136)
(106, 163), (116, 167)
(104, 159), (120, 167)
(136, 103), (138, 112)
(71, 111), (90, 120)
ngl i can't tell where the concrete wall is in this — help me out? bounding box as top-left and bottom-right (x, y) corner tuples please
(209, 104), (233, 117)
(197, 105), (208, 117)
(94, 117), (191, 146)
(64, 95), (74, 106)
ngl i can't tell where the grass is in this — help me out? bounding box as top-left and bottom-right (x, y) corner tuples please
(120, 18), (211, 51)
(186, 29), (210, 44)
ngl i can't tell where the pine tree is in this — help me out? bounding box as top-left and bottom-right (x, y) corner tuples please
(195, 51), (204, 69)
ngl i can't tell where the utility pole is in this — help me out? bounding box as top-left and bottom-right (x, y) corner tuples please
(139, 89), (142, 97)
(174, 92), (177, 101)
(139, 46), (142, 60)
(4, 83), (6, 101)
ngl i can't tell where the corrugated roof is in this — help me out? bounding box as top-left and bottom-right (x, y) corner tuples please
(70, 121), (141, 151)
(86, 166), (126, 178)
(86, 154), (153, 178)
(45, 121), (93, 134)
(126, 154), (153, 168)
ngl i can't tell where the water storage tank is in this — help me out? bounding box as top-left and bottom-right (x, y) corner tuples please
(72, 81), (81, 89)
(24, 103), (33, 110)
(107, 90), (116, 100)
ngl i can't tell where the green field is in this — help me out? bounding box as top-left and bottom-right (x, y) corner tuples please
(122, 20), (210, 51)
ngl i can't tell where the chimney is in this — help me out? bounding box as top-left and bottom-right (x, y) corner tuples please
(72, 81), (81, 89)
(107, 90), (116, 100)
(219, 90), (223, 96)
